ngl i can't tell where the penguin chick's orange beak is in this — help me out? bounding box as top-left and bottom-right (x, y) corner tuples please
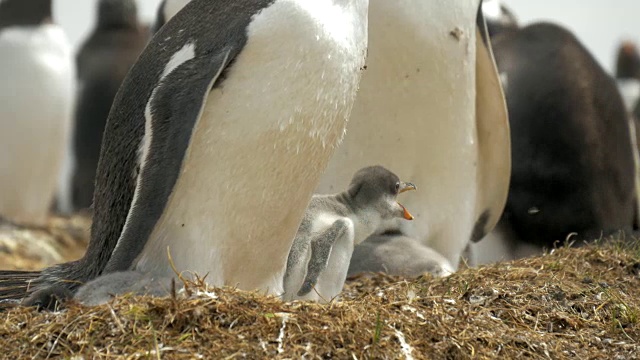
(398, 203), (414, 220)
(398, 182), (417, 193)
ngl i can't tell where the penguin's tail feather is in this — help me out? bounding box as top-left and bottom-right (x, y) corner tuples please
(0, 270), (41, 309)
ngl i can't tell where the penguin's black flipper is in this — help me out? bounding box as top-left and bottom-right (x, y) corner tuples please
(103, 47), (236, 274)
(297, 219), (348, 297)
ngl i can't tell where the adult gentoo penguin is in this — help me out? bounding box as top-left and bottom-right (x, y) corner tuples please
(0, 0), (369, 305)
(0, 0), (75, 225)
(72, 0), (150, 210)
(282, 166), (416, 302)
(315, 0), (511, 270)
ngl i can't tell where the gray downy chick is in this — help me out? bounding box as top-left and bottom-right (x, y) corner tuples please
(282, 165), (416, 302)
(348, 234), (454, 278)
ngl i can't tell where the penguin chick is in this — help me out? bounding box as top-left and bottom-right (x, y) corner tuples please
(283, 165), (416, 302)
(347, 234), (454, 278)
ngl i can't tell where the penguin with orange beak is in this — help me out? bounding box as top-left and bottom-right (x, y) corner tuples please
(283, 166), (416, 302)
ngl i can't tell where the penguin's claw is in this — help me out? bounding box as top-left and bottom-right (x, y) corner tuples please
(22, 285), (73, 312)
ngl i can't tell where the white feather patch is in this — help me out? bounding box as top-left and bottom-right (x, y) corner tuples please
(161, 42), (196, 80)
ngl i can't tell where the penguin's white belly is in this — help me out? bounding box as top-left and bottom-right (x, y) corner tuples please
(317, 0), (481, 268)
(0, 26), (75, 225)
(135, 0), (368, 295)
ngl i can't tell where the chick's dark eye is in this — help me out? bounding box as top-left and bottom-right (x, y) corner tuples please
(394, 182), (400, 192)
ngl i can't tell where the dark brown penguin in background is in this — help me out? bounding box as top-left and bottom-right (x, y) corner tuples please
(473, 23), (638, 264)
(72, 0), (150, 210)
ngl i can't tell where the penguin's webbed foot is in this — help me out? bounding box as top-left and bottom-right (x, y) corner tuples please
(21, 285), (73, 311)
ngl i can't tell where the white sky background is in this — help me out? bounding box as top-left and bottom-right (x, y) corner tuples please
(53, 0), (639, 74)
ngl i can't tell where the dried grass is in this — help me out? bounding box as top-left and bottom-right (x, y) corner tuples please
(0, 231), (639, 359)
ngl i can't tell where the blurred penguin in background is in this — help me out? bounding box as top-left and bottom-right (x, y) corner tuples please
(0, 0), (76, 225)
(482, 0), (519, 38)
(71, 0), (150, 211)
(472, 23), (637, 264)
(615, 41), (640, 112)
(616, 41), (640, 80)
(614, 41), (640, 221)
(151, 0), (191, 34)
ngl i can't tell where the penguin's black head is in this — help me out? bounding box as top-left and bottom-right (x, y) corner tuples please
(347, 165), (416, 220)
(97, 0), (138, 29)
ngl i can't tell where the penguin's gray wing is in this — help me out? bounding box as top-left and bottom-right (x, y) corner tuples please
(297, 219), (349, 297)
(103, 47), (234, 273)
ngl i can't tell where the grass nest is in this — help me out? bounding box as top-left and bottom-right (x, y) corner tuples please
(1, 238), (639, 359)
